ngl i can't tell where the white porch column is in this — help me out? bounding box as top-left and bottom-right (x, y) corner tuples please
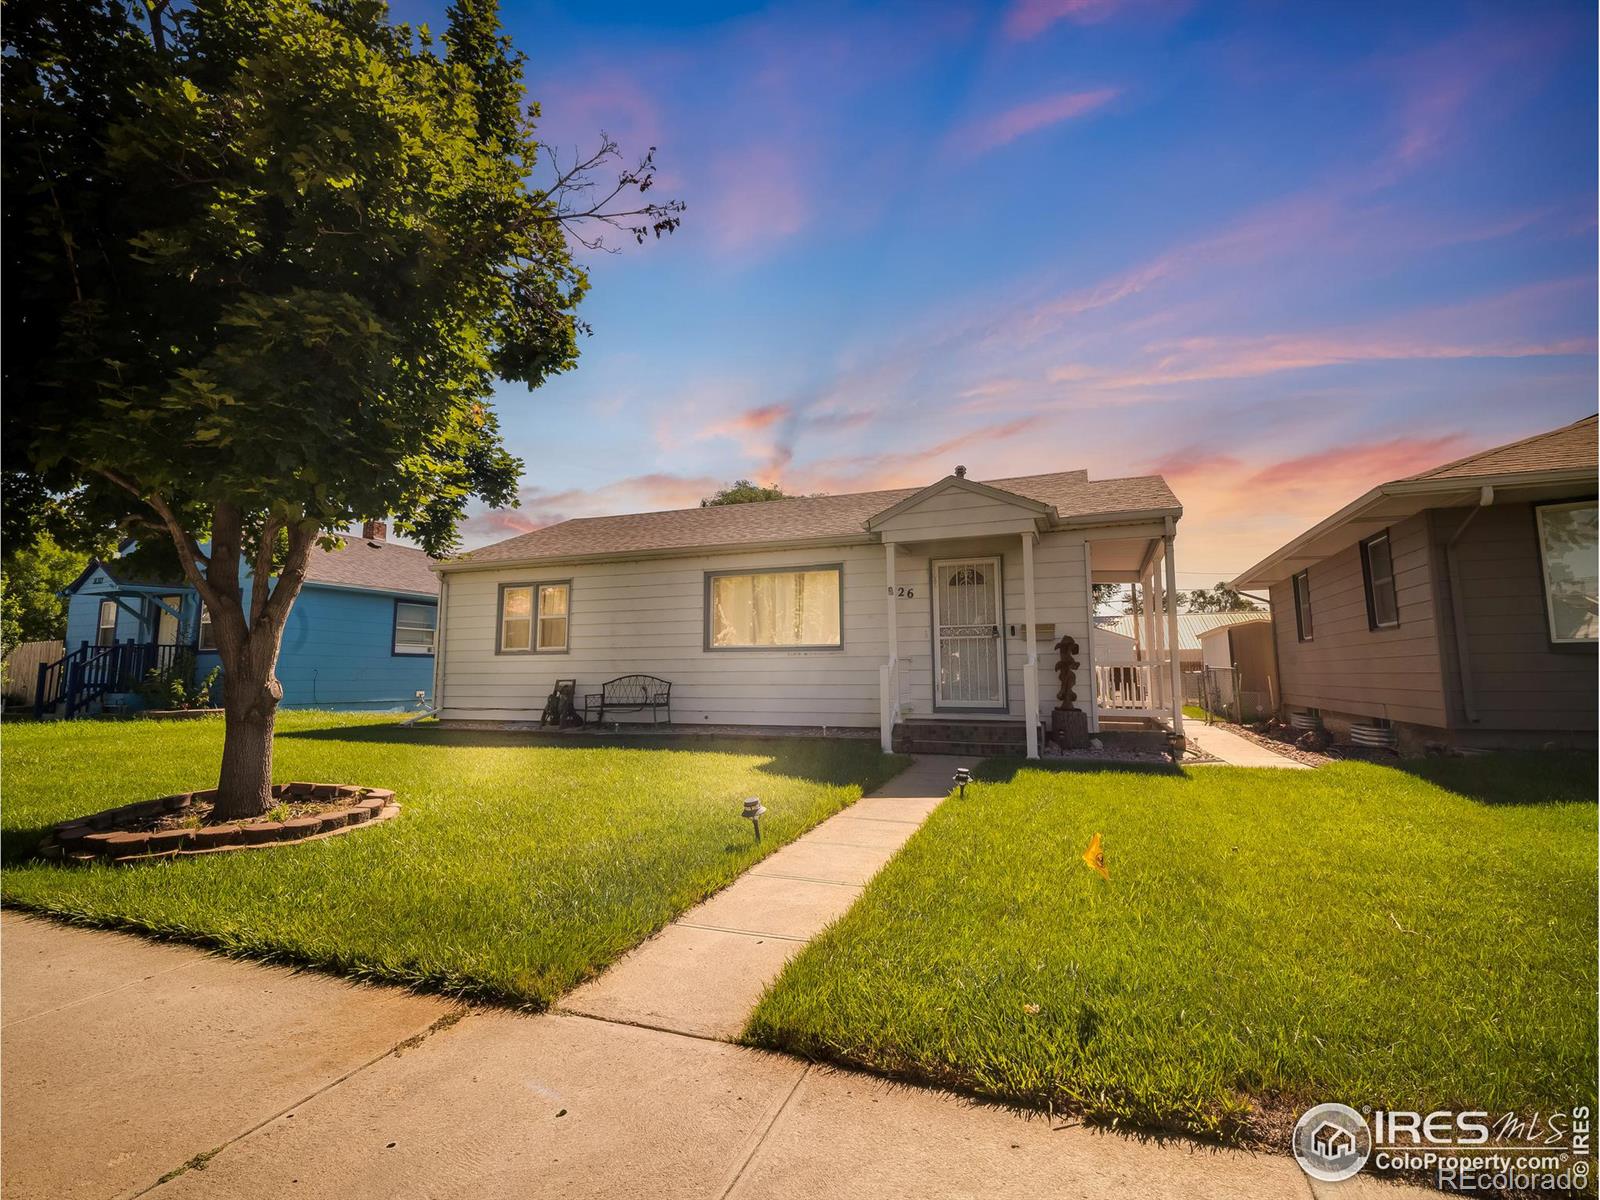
(880, 541), (898, 753)
(1163, 527), (1185, 735)
(1080, 540), (1099, 733)
(1022, 531), (1039, 759)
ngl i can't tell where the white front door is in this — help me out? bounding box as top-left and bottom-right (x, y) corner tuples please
(932, 557), (1006, 708)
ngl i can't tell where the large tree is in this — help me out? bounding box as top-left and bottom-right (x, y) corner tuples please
(701, 479), (791, 507)
(4, 0), (680, 817)
(1180, 582), (1263, 613)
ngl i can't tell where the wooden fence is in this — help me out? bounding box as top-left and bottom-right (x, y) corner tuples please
(3, 640), (64, 706)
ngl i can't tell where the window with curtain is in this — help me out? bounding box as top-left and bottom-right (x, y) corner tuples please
(393, 601), (438, 655)
(707, 567), (842, 649)
(1535, 501), (1598, 643)
(536, 584), (569, 651)
(1360, 531), (1399, 630)
(96, 600), (117, 646)
(499, 582), (570, 653)
(197, 602), (216, 650)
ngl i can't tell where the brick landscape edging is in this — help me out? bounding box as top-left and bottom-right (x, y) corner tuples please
(38, 783), (400, 865)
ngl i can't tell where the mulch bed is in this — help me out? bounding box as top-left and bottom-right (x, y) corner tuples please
(1220, 721), (1400, 767)
(39, 782), (398, 864)
(1041, 746), (1223, 766)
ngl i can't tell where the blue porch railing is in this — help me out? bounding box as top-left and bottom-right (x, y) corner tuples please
(34, 641), (192, 719)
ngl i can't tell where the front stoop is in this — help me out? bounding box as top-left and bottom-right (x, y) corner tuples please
(892, 720), (1027, 757)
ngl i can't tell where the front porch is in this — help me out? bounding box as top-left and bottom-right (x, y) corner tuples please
(867, 472), (1186, 759)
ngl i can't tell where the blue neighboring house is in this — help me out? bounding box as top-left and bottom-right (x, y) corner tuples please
(40, 522), (438, 717)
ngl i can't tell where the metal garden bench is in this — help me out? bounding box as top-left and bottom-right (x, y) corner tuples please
(584, 675), (672, 725)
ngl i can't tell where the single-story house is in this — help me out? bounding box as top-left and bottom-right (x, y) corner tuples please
(432, 467), (1190, 756)
(1233, 414), (1597, 751)
(42, 522), (439, 717)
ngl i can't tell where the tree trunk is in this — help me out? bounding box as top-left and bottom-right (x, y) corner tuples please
(212, 670), (282, 820)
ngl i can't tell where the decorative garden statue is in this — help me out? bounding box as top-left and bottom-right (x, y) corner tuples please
(1051, 634), (1090, 749)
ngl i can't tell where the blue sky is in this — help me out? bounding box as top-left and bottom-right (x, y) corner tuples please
(399, 0), (1595, 582)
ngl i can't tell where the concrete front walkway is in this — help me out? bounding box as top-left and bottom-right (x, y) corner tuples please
(558, 754), (968, 1040)
(1185, 722), (1310, 768)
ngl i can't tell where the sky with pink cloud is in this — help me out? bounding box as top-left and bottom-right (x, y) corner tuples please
(395, 0), (1595, 587)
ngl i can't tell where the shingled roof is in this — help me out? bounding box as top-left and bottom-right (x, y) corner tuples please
(447, 470), (1181, 570)
(1410, 414), (1597, 481)
(304, 536), (438, 597)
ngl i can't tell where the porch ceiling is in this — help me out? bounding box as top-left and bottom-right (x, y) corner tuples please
(1086, 535), (1158, 581)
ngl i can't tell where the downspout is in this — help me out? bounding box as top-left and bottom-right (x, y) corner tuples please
(433, 572), (450, 715)
(1444, 486), (1493, 726)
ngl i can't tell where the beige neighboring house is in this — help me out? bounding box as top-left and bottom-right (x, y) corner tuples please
(1234, 414), (1598, 751)
(432, 467), (1191, 756)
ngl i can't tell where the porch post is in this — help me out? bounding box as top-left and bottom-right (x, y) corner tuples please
(1163, 525), (1184, 735)
(1021, 532), (1039, 759)
(880, 541), (898, 753)
(1080, 540), (1099, 733)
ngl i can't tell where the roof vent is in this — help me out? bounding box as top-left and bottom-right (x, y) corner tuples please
(953, 465), (967, 478)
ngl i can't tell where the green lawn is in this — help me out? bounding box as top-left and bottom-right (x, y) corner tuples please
(746, 755), (1598, 1142)
(1, 712), (906, 1007)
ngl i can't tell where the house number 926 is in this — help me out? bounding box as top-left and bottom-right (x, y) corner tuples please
(887, 585), (915, 598)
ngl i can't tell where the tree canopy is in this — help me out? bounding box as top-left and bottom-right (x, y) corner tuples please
(701, 480), (792, 506)
(2, 0), (681, 814)
(1180, 582), (1263, 613)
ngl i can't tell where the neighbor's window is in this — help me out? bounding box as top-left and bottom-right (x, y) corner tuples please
(499, 582), (570, 653)
(1535, 500), (1598, 643)
(96, 599), (117, 646)
(1292, 570), (1313, 642)
(197, 603), (216, 651)
(708, 567), (842, 649)
(393, 601), (438, 655)
(1360, 531), (1399, 630)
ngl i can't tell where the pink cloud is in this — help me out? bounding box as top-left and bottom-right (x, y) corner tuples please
(460, 472), (727, 546)
(1003, 0), (1128, 40)
(705, 144), (811, 253)
(950, 88), (1119, 154)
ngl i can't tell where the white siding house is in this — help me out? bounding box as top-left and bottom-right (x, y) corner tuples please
(434, 467), (1188, 756)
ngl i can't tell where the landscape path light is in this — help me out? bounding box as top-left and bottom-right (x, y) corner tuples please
(742, 796), (766, 843)
(953, 767), (971, 798)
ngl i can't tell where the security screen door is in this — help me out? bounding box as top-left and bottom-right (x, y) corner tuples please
(931, 557), (1005, 708)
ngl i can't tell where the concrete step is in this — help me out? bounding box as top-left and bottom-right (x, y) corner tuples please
(894, 739), (1027, 757)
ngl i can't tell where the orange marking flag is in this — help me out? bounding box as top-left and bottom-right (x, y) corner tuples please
(1082, 832), (1109, 881)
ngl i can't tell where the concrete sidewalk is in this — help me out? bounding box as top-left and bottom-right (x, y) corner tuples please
(1185, 722), (1310, 768)
(1, 912), (1408, 1200)
(2, 754), (1420, 1199)
(558, 754), (967, 1040)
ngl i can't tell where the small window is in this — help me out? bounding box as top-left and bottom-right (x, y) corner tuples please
(96, 600), (118, 646)
(1360, 531), (1399, 630)
(1535, 500), (1598, 643)
(197, 603), (216, 651)
(498, 582), (570, 653)
(393, 601), (437, 655)
(1292, 571), (1313, 642)
(536, 584), (569, 651)
(707, 566), (842, 650)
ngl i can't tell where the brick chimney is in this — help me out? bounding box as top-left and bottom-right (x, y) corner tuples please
(362, 520), (387, 543)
